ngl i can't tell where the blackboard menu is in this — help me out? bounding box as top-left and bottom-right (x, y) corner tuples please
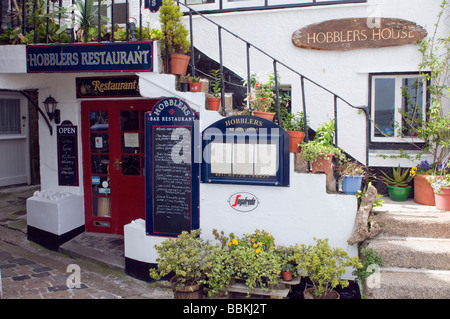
(145, 97), (199, 237)
(57, 121), (79, 186)
(152, 126), (192, 234)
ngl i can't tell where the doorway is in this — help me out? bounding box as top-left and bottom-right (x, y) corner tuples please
(81, 99), (157, 234)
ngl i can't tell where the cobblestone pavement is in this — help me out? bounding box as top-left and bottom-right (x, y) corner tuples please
(0, 185), (173, 299)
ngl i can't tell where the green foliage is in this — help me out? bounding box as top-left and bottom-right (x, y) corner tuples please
(282, 112), (307, 132)
(379, 165), (414, 187)
(209, 229), (282, 297)
(159, 0), (191, 55)
(300, 119), (345, 163)
(338, 157), (366, 176)
(209, 69), (222, 98)
(294, 238), (362, 298)
(384, 1), (449, 172)
(149, 229), (215, 287)
(352, 248), (383, 284)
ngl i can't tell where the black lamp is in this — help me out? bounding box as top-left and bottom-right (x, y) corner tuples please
(128, 17), (138, 42)
(43, 95), (61, 124)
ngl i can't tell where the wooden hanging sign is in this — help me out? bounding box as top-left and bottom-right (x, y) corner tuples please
(292, 18), (427, 51)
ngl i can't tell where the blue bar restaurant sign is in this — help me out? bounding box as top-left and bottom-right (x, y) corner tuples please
(145, 97), (200, 237)
(26, 42), (153, 73)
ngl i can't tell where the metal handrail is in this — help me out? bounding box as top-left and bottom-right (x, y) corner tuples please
(178, 0), (368, 152)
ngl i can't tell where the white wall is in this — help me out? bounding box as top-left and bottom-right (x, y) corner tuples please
(182, 0), (449, 166)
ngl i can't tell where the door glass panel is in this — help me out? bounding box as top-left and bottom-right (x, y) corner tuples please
(92, 197), (111, 217)
(89, 111), (109, 130)
(121, 110), (139, 131)
(90, 133), (109, 153)
(91, 176), (111, 196)
(121, 132), (140, 153)
(91, 155), (110, 174)
(122, 155), (141, 175)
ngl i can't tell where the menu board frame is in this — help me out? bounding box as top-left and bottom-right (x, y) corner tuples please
(145, 98), (199, 237)
(57, 120), (79, 186)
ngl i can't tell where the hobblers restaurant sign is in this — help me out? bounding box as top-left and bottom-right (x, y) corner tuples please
(292, 18), (427, 51)
(26, 42), (153, 73)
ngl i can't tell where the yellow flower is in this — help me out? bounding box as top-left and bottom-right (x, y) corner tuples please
(227, 242), (232, 247)
(410, 167), (417, 177)
(255, 248), (261, 254)
(259, 242), (263, 246)
(253, 243), (258, 248)
(232, 238), (238, 245)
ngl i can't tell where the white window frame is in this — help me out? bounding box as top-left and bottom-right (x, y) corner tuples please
(370, 73), (427, 144)
(0, 92), (28, 139)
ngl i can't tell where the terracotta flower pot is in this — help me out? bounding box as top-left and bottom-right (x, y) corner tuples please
(189, 82), (202, 92)
(170, 53), (190, 75)
(287, 131), (305, 153)
(208, 97), (221, 111)
(414, 174), (436, 206)
(311, 153), (334, 174)
(253, 111), (275, 121)
(434, 188), (450, 211)
(281, 271), (293, 281)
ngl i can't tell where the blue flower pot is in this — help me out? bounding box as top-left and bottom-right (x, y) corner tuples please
(342, 175), (363, 194)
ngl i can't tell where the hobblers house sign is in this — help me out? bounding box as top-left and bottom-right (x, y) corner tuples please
(292, 18), (427, 51)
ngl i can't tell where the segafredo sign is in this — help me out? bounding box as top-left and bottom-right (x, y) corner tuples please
(228, 192), (259, 212)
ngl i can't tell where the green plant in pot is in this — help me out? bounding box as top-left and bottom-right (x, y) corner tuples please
(300, 119), (344, 174)
(283, 112), (307, 153)
(149, 229), (214, 299)
(208, 69), (222, 111)
(189, 76), (202, 92)
(294, 238), (362, 299)
(160, 0), (191, 75)
(379, 165), (414, 201)
(275, 245), (297, 282)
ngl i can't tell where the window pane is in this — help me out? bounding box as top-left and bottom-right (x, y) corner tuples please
(374, 78), (395, 137)
(402, 77), (423, 136)
(0, 99), (21, 134)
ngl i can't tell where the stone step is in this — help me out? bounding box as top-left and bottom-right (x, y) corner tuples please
(363, 237), (450, 270)
(373, 198), (450, 238)
(373, 210), (450, 239)
(364, 268), (450, 299)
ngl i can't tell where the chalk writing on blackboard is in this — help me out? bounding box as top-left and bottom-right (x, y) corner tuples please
(57, 121), (79, 186)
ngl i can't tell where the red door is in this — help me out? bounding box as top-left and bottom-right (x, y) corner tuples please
(81, 99), (157, 234)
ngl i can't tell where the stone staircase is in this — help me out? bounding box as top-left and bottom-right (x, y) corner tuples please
(363, 198), (450, 299)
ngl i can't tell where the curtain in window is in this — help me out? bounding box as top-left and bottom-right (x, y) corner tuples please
(0, 99), (21, 134)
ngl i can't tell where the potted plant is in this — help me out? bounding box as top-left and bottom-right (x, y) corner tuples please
(338, 157), (366, 195)
(275, 245), (297, 282)
(149, 229), (214, 299)
(179, 74), (190, 92)
(282, 112), (307, 153)
(379, 165), (414, 201)
(426, 173), (450, 210)
(245, 78), (276, 121)
(208, 69), (221, 111)
(209, 229), (282, 297)
(300, 119), (344, 174)
(294, 238), (362, 299)
(189, 76), (202, 92)
(159, 0), (191, 75)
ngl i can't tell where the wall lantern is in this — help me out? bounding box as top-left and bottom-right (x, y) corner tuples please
(43, 95), (60, 124)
